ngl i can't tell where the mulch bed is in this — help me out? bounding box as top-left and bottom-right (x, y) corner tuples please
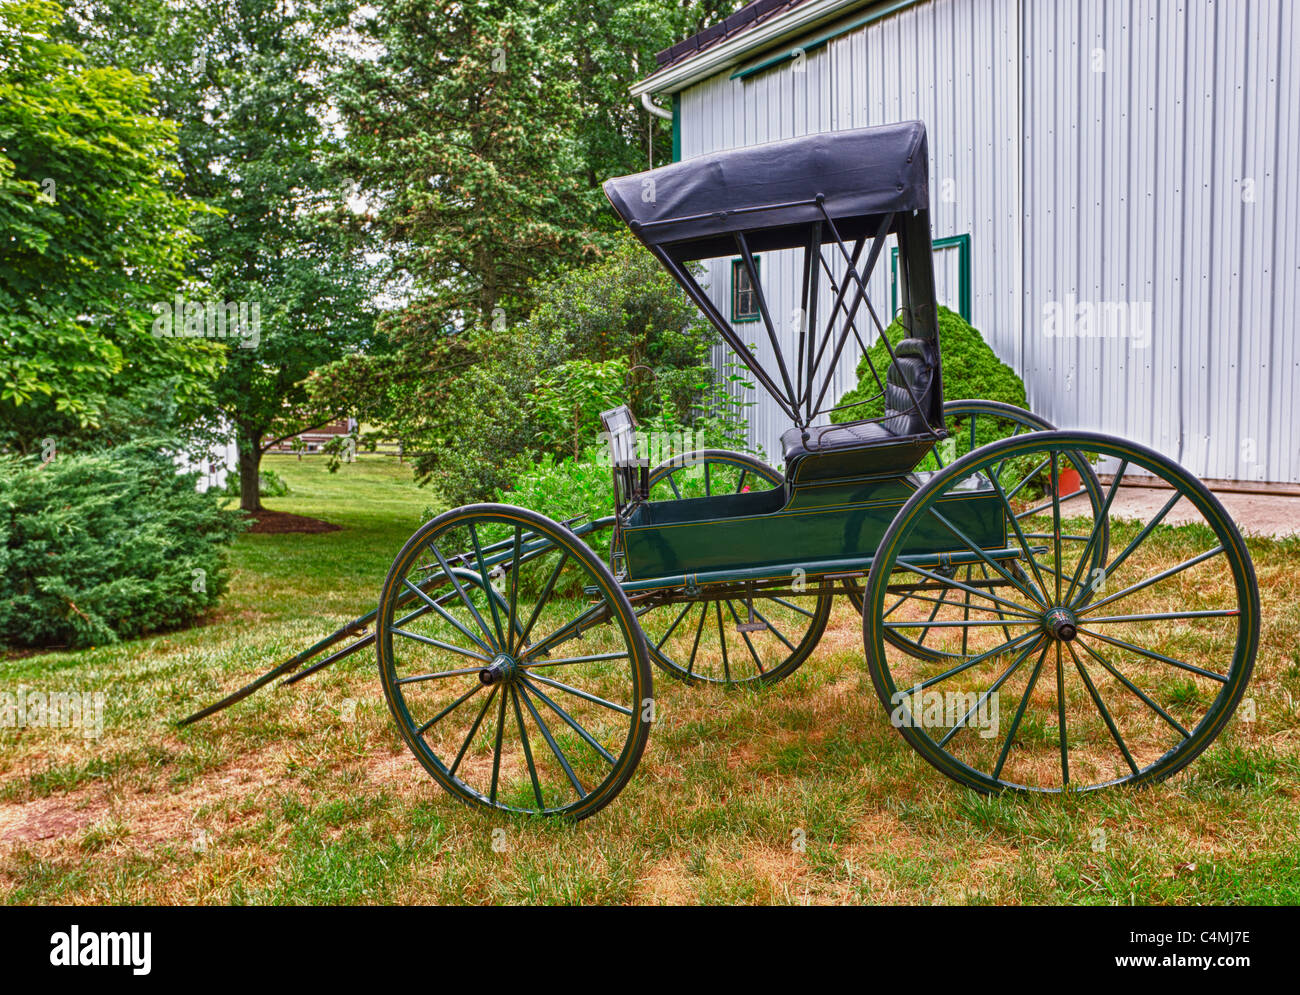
(242, 509), (342, 534)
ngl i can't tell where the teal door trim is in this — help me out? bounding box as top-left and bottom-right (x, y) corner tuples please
(671, 93), (681, 162)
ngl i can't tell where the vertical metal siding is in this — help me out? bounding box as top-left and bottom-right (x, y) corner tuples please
(674, 0), (1298, 482)
(1020, 0), (1298, 482)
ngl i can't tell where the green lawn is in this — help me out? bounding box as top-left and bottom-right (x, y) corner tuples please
(1, 454), (1298, 904)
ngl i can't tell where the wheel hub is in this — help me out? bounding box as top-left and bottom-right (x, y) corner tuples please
(1041, 606), (1078, 642)
(479, 654), (519, 686)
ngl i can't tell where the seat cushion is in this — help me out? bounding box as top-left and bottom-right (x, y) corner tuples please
(780, 420), (896, 463)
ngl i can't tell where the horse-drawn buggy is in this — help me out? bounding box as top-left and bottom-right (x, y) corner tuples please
(186, 122), (1258, 820)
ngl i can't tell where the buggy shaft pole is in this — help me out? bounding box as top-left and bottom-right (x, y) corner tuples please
(176, 610), (376, 726)
(178, 515), (618, 726)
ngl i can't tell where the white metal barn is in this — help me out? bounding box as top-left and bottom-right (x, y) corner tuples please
(632, 0), (1299, 485)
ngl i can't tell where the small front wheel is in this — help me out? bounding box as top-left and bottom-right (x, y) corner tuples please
(377, 504), (652, 819)
(862, 432), (1258, 793)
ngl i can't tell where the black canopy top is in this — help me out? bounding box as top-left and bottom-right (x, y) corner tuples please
(603, 121), (928, 258)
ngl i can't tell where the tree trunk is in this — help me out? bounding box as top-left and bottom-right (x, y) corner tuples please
(236, 427), (264, 513)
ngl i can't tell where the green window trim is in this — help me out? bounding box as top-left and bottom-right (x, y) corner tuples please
(891, 232), (971, 323)
(730, 256), (761, 323)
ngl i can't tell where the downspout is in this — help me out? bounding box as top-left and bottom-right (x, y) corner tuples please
(640, 92), (673, 120)
(639, 91), (678, 166)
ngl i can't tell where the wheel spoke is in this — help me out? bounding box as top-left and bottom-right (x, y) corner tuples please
(769, 596), (815, 618)
(417, 683), (482, 736)
(506, 526), (523, 653)
(988, 468), (1051, 603)
(750, 604), (796, 652)
(450, 686), (497, 778)
(516, 549), (569, 651)
(898, 560), (1038, 617)
(522, 650), (629, 668)
(1004, 456), (1051, 502)
(735, 469), (748, 493)
(1082, 609), (1239, 624)
(936, 636), (1043, 748)
(1077, 628), (1228, 683)
(1066, 642), (1139, 775)
(714, 601), (730, 682)
(726, 600), (765, 674)
(988, 425), (1026, 481)
(401, 579), (493, 656)
(1073, 637), (1191, 739)
(391, 628), (493, 664)
(1073, 490), (1183, 604)
(1049, 452), (1063, 604)
(427, 540), (498, 651)
(900, 629), (1041, 696)
(667, 475), (682, 498)
(653, 602), (692, 650)
(686, 603), (707, 678)
(526, 603), (607, 660)
(915, 585), (952, 646)
(510, 687), (545, 809)
(1016, 487), (1090, 520)
(1077, 547), (1225, 617)
(887, 588), (1040, 620)
(488, 683), (508, 804)
(1063, 459), (1128, 604)
(993, 642), (1052, 781)
(924, 507), (1046, 607)
(886, 617), (1041, 630)
(960, 566), (973, 656)
(525, 671), (633, 716)
(520, 677), (617, 766)
(468, 523), (507, 648)
(1055, 642), (1068, 786)
(517, 684), (587, 799)
(978, 562), (1014, 646)
(883, 591), (911, 617)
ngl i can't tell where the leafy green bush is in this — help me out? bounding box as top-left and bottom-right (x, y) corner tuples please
(833, 306), (1026, 424)
(0, 441), (244, 648)
(496, 448), (613, 529)
(531, 358), (629, 459)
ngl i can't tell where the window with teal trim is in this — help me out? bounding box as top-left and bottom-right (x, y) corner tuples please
(731, 257), (760, 323)
(890, 233), (971, 322)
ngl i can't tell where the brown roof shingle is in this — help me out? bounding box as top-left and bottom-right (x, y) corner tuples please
(653, 0), (815, 72)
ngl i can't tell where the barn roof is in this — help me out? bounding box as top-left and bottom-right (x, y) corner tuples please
(653, 0), (814, 73)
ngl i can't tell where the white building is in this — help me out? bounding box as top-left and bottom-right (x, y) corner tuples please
(632, 0), (1299, 485)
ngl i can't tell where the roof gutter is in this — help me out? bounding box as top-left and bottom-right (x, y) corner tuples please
(629, 0), (869, 97)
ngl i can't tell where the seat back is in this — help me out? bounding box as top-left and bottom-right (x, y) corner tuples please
(881, 337), (939, 437)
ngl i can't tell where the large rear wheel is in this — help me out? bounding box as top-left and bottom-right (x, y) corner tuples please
(862, 432), (1258, 793)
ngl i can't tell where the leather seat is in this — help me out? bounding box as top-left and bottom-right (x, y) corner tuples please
(781, 337), (938, 465)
